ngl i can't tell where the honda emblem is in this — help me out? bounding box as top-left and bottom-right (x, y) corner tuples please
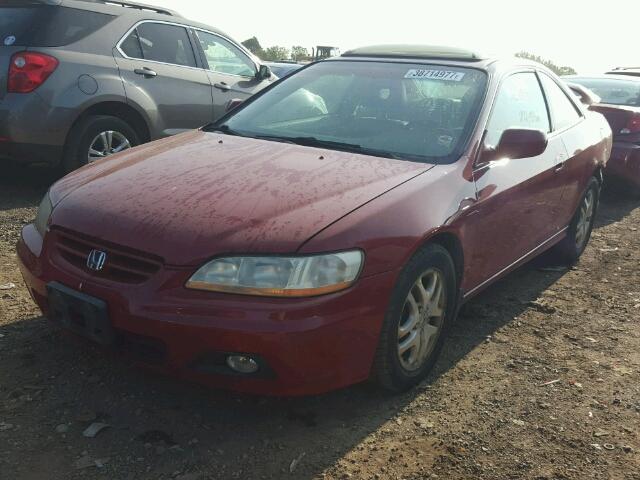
(86, 249), (107, 271)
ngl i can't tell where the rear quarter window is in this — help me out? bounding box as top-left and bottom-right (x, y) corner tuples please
(0, 6), (114, 47)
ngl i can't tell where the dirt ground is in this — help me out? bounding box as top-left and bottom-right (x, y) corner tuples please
(0, 165), (638, 480)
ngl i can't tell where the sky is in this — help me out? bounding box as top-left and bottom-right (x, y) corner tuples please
(150, 0), (640, 74)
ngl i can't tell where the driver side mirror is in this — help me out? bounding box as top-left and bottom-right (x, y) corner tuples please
(493, 128), (548, 160)
(256, 64), (272, 81)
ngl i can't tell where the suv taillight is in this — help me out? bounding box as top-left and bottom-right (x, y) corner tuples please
(621, 112), (640, 135)
(8, 52), (59, 93)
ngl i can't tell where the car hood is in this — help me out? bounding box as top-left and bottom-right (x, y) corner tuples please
(50, 131), (433, 266)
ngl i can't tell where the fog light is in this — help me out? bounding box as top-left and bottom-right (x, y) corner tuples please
(226, 355), (259, 374)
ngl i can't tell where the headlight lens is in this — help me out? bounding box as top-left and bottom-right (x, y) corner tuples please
(34, 191), (53, 237)
(186, 250), (364, 297)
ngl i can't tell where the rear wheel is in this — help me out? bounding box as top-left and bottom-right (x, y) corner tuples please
(62, 115), (139, 173)
(372, 244), (458, 392)
(552, 177), (600, 264)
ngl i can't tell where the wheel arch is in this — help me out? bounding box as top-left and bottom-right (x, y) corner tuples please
(66, 101), (151, 145)
(421, 231), (465, 294)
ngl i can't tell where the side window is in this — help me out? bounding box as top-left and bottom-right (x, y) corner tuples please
(130, 23), (197, 67)
(485, 72), (550, 147)
(120, 29), (143, 59)
(539, 74), (582, 131)
(196, 31), (255, 77)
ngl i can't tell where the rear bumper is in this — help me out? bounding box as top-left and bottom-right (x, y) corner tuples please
(607, 142), (640, 188)
(17, 224), (396, 396)
(0, 92), (72, 165)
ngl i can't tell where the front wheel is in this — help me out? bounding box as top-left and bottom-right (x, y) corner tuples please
(372, 244), (458, 392)
(552, 177), (600, 264)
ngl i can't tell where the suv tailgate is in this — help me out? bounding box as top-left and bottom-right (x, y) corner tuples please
(1, 4), (115, 99)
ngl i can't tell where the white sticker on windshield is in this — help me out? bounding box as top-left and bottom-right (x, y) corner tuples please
(4, 35), (16, 46)
(405, 69), (465, 81)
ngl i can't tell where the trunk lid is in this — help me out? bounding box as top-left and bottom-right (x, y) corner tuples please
(589, 103), (640, 138)
(0, 3), (115, 97)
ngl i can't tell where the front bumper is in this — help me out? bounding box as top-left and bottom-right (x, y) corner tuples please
(607, 141), (640, 189)
(17, 224), (396, 396)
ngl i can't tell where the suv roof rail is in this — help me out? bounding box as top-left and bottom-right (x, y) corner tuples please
(89, 0), (181, 16)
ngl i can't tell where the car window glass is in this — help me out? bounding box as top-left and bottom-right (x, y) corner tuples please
(134, 23), (197, 67)
(0, 6), (113, 47)
(539, 74), (582, 130)
(120, 29), (143, 59)
(485, 72), (550, 147)
(567, 78), (640, 107)
(221, 61), (488, 163)
(196, 31), (255, 77)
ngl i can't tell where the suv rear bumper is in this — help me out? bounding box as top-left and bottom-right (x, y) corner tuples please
(0, 92), (73, 165)
(0, 141), (63, 165)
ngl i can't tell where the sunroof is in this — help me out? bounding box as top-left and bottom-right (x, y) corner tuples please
(342, 45), (485, 61)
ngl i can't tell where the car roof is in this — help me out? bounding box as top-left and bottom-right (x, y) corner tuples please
(343, 44), (486, 62)
(56, 0), (180, 16)
(565, 74), (640, 82)
(265, 61), (302, 67)
(57, 0), (233, 42)
(332, 45), (552, 74)
(608, 67), (640, 72)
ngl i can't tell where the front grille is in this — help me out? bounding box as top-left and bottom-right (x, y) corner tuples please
(51, 229), (162, 284)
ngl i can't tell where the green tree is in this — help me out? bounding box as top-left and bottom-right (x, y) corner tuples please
(291, 46), (309, 61)
(262, 46), (290, 62)
(515, 51), (577, 76)
(242, 37), (264, 57)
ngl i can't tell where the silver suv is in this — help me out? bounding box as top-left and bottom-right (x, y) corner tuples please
(0, 0), (275, 171)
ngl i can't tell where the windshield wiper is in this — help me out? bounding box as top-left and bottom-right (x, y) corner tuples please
(252, 135), (399, 159)
(206, 124), (241, 136)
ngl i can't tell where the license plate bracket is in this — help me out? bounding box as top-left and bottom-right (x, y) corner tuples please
(46, 282), (115, 346)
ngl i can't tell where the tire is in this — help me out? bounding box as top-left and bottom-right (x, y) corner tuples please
(62, 115), (140, 173)
(552, 176), (600, 264)
(372, 243), (458, 392)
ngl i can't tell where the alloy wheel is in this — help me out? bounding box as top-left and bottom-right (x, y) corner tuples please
(88, 130), (131, 163)
(397, 268), (446, 372)
(575, 188), (595, 250)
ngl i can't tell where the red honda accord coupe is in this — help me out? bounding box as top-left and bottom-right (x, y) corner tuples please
(18, 46), (612, 396)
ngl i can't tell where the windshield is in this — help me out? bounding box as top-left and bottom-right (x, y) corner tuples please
(211, 60), (487, 163)
(570, 77), (640, 107)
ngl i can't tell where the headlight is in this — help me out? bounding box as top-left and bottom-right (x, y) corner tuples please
(34, 191), (53, 237)
(186, 250), (364, 297)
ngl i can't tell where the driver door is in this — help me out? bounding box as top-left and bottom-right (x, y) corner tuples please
(464, 71), (568, 290)
(192, 29), (273, 119)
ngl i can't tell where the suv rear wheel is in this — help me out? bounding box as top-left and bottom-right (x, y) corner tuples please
(63, 115), (139, 173)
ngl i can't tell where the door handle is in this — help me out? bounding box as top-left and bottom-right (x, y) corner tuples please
(554, 154), (567, 172)
(214, 82), (230, 92)
(134, 67), (157, 78)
